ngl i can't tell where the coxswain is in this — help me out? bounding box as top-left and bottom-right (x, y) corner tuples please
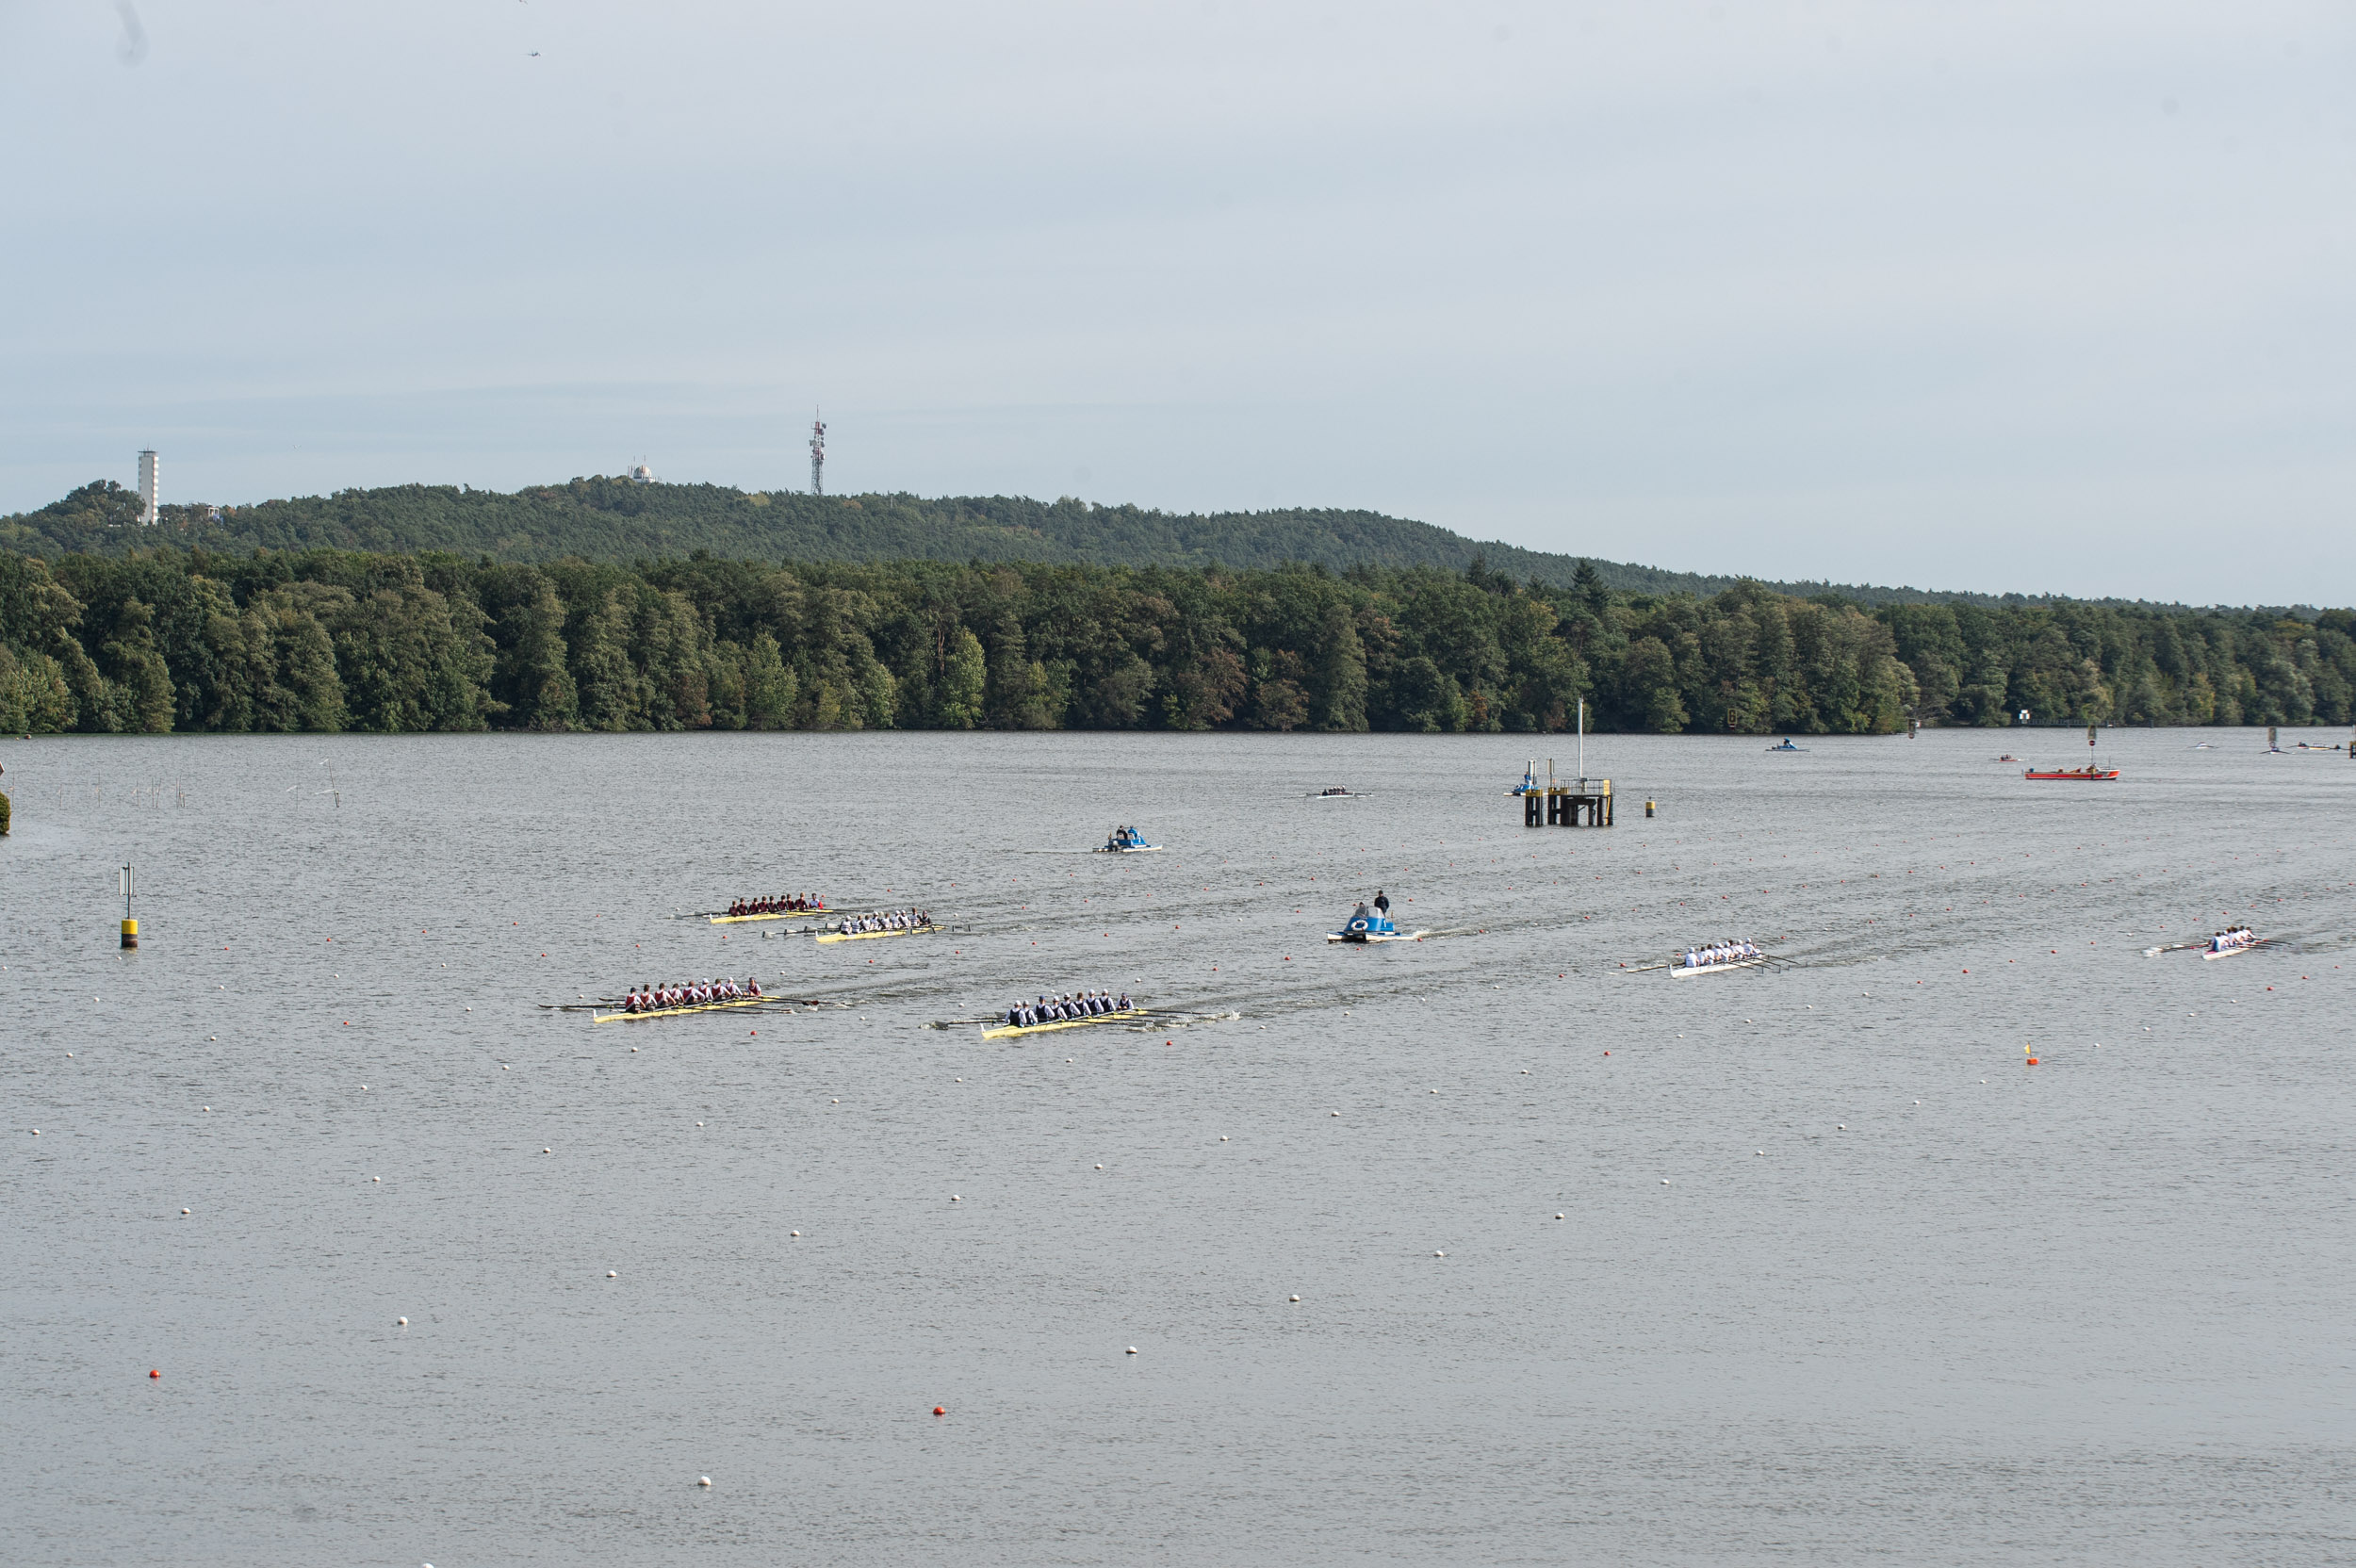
(1116, 992), (1132, 1012)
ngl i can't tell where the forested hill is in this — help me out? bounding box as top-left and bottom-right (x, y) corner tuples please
(1, 547), (2348, 739)
(7, 475), (2041, 609)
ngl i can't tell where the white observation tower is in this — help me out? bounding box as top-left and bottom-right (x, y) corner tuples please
(137, 449), (159, 525)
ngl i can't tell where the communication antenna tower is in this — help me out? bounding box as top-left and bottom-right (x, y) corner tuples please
(809, 409), (826, 496)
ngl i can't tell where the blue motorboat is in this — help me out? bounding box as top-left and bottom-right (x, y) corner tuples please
(1097, 825), (1161, 854)
(1326, 901), (1422, 943)
(1765, 739), (1806, 752)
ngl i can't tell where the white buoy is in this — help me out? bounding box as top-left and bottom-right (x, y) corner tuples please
(371, 1176), (381, 1183)
(697, 1476), (712, 1488)
(1289, 1294), (1301, 1302)
(398, 1317), (407, 1326)
(951, 1195), (960, 1201)
(542, 1148), (551, 1153)
(1433, 1250), (1445, 1257)
(790, 1231), (799, 1237)
(607, 1270), (616, 1278)
(695, 1121), (703, 1127)
(1555, 1213), (1564, 1219)
(1219, 1135), (1229, 1141)
(1331, 1111), (1341, 1117)
(1661, 1179), (1670, 1184)
(181, 1208), (189, 1215)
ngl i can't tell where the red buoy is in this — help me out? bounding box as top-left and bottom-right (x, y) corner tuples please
(148, 1369), (159, 1379)
(932, 1405), (945, 1416)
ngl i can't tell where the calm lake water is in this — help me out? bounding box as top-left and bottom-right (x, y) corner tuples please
(4, 727), (2351, 1566)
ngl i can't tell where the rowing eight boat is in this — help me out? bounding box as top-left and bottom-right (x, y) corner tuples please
(593, 995), (775, 1023)
(1668, 956), (1769, 977)
(815, 923), (938, 944)
(982, 1007), (1147, 1040)
(710, 907), (829, 925)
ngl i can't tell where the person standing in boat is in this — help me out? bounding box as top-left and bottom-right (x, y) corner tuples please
(1373, 890), (1390, 923)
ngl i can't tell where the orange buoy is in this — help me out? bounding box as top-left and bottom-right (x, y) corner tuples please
(933, 1405), (945, 1415)
(148, 1369), (159, 1379)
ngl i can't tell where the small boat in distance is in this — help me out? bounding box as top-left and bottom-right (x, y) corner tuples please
(1507, 764), (1539, 796)
(1309, 786), (1360, 799)
(1765, 739), (1806, 753)
(1098, 825), (1161, 853)
(1995, 753), (2020, 762)
(2026, 723), (2118, 779)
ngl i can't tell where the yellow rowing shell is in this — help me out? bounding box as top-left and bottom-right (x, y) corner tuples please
(815, 923), (938, 944)
(982, 1006), (1146, 1040)
(710, 908), (829, 925)
(592, 995), (774, 1023)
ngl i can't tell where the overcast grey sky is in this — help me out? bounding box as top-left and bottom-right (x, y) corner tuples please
(3, 1), (2348, 602)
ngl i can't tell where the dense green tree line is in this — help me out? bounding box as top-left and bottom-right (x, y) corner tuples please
(5, 476), (2111, 609)
(1, 547), (2348, 737)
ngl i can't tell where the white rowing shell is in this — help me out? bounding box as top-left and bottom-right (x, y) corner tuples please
(1668, 957), (1768, 977)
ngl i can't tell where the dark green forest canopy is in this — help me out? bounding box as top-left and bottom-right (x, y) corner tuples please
(2, 544), (2348, 737)
(3, 475), (2266, 612)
